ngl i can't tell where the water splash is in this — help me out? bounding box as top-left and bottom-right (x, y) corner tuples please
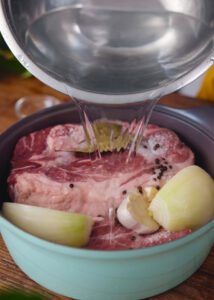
(73, 98), (101, 160)
(108, 204), (115, 244)
(126, 99), (158, 162)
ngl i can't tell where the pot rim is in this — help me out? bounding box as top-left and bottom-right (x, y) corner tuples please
(0, 213), (213, 259)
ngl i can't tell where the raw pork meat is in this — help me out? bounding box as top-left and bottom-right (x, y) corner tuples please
(8, 123), (194, 249)
(87, 220), (191, 250)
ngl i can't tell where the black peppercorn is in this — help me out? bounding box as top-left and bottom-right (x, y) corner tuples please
(138, 186), (143, 194)
(155, 158), (160, 164)
(153, 143), (160, 151)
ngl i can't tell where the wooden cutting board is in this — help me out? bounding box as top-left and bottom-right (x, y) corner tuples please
(0, 75), (213, 300)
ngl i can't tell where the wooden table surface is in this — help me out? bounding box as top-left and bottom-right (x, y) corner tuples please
(0, 75), (213, 300)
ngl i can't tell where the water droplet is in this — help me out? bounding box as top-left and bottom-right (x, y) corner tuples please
(17, 54), (22, 60)
(17, 55), (29, 68)
(3, 33), (8, 40)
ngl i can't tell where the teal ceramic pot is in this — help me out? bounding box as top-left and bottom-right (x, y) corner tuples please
(0, 215), (214, 300)
(0, 104), (214, 300)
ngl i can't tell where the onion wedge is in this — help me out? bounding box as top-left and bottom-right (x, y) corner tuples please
(2, 202), (94, 247)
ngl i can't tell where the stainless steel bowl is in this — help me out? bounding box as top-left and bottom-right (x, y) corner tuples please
(0, 0), (214, 104)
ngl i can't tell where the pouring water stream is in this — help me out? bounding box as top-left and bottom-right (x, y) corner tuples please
(68, 86), (158, 244)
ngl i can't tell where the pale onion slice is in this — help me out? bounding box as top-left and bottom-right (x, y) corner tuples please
(117, 191), (160, 234)
(149, 165), (214, 231)
(2, 203), (94, 247)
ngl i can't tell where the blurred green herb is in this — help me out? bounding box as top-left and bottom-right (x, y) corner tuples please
(0, 291), (48, 300)
(0, 34), (31, 77)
